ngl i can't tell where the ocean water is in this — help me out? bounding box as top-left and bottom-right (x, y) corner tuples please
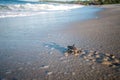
(0, 0), (102, 20)
(0, 0), (83, 18)
(0, 1), (104, 49)
(0, 0), (103, 40)
(0, 0), (103, 54)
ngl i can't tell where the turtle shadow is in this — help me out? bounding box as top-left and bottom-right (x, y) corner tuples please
(43, 42), (67, 54)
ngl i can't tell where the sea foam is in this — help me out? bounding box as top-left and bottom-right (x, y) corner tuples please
(0, 3), (84, 18)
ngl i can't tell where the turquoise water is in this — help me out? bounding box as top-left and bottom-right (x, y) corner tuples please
(0, 0), (102, 19)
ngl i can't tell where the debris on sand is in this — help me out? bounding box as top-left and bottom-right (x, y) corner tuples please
(101, 61), (112, 65)
(64, 52), (69, 57)
(72, 72), (75, 76)
(64, 44), (120, 68)
(40, 65), (49, 69)
(46, 71), (53, 75)
(47, 72), (53, 75)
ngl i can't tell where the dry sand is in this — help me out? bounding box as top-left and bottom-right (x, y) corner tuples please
(1, 4), (120, 80)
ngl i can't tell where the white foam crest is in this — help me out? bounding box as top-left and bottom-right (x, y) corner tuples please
(0, 3), (84, 18)
(0, 3), (84, 11)
(0, 12), (47, 18)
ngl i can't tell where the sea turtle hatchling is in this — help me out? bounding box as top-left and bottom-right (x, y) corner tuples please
(65, 44), (81, 56)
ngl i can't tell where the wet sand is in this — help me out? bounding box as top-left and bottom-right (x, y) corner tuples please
(0, 4), (120, 80)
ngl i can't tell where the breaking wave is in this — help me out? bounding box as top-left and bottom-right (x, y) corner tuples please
(0, 3), (84, 18)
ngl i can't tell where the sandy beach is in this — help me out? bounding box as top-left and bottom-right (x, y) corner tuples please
(0, 4), (120, 80)
(63, 4), (120, 56)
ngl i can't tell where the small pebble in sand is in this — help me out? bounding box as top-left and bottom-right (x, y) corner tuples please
(105, 53), (110, 56)
(111, 64), (116, 68)
(72, 72), (75, 75)
(81, 51), (85, 54)
(103, 57), (109, 61)
(114, 59), (119, 63)
(102, 61), (112, 66)
(92, 59), (96, 62)
(89, 50), (94, 53)
(83, 56), (87, 59)
(65, 52), (69, 57)
(94, 51), (99, 55)
(40, 65), (49, 69)
(60, 57), (65, 60)
(64, 72), (68, 75)
(85, 59), (89, 61)
(96, 70), (100, 73)
(91, 66), (95, 69)
(87, 56), (93, 60)
(74, 53), (79, 56)
(47, 72), (53, 75)
(96, 55), (100, 58)
(88, 53), (92, 57)
(111, 55), (115, 59)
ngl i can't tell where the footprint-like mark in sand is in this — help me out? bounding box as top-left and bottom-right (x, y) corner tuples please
(43, 42), (67, 54)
